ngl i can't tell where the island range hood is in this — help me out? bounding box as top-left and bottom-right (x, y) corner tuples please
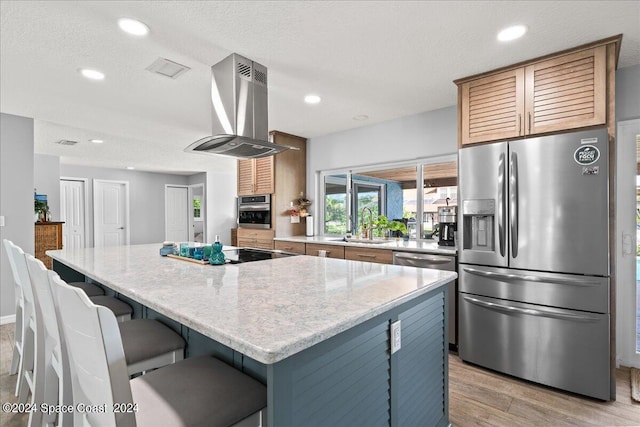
(185, 53), (294, 159)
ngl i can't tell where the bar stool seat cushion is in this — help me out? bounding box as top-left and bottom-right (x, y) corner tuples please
(119, 320), (185, 365)
(89, 296), (133, 318)
(131, 356), (266, 427)
(68, 281), (104, 297)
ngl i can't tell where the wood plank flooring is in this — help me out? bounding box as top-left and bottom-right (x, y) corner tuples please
(1, 323), (638, 426)
(449, 355), (640, 426)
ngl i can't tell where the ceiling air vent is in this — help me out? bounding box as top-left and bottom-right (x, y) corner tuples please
(146, 58), (191, 79)
(53, 139), (79, 146)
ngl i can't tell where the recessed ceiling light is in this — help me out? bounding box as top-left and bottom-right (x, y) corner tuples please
(126, 166), (135, 170)
(118, 18), (149, 36)
(304, 94), (321, 104)
(79, 68), (105, 80)
(89, 139), (104, 144)
(353, 115), (369, 121)
(497, 25), (527, 42)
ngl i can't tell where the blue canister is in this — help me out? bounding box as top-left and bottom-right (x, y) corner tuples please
(209, 235), (225, 265)
(159, 241), (175, 256)
(179, 243), (189, 257)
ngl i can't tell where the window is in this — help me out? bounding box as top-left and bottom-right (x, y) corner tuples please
(319, 156), (457, 239)
(324, 176), (348, 234)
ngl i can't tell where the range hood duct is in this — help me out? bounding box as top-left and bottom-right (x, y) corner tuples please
(185, 53), (294, 159)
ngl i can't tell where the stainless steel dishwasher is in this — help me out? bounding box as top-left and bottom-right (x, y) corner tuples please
(393, 252), (457, 349)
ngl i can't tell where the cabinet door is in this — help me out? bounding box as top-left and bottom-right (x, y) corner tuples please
(237, 228), (274, 249)
(525, 46), (606, 135)
(238, 159), (255, 195)
(35, 224), (61, 269)
(344, 247), (393, 264)
(274, 240), (306, 254)
(460, 68), (525, 145)
(254, 157), (274, 194)
(305, 243), (345, 259)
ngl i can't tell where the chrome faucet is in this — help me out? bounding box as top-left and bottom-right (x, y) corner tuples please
(361, 207), (374, 240)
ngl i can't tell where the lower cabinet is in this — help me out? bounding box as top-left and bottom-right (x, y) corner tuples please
(305, 243), (345, 259)
(274, 240), (397, 264)
(35, 222), (63, 269)
(237, 228), (275, 250)
(274, 240), (306, 255)
(344, 246), (393, 264)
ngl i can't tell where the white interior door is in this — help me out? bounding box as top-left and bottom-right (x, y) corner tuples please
(617, 118), (640, 368)
(190, 184), (205, 242)
(60, 179), (86, 250)
(94, 180), (129, 247)
(165, 185), (189, 242)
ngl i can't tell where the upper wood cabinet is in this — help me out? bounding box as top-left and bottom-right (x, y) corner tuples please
(457, 36), (620, 146)
(238, 156), (274, 195)
(237, 131), (307, 237)
(461, 68), (525, 145)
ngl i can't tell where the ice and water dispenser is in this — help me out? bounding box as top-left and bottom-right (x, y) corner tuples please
(462, 199), (496, 252)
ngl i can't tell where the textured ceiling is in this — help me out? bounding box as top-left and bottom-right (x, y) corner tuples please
(1, 1), (639, 174)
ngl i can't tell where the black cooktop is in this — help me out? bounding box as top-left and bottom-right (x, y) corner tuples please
(223, 248), (298, 264)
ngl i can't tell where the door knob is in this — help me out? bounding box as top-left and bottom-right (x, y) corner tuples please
(118, 227), (124, 230)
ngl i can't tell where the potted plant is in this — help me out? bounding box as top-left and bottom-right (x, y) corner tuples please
(34, 197), (49, 222)
(388, 219), (408, 238)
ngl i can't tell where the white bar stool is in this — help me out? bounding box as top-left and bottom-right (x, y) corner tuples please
(4, 240), (45, 427)
(2, 239), (26, 387)
(25, 253), (73, 427)
(52, 275), (267, 427)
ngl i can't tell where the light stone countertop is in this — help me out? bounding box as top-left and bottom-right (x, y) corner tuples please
(274, 235), (457, 256)
(48, 244), (456, 364)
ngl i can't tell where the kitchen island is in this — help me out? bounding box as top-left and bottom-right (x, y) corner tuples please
(48, 243), (456, 427)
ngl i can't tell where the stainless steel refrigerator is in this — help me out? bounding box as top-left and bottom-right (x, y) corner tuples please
(457, 127), (612, 401)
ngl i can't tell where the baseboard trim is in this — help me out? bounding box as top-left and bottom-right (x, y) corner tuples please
(618, 357), (640, 369)
(0, 314), (16, 325)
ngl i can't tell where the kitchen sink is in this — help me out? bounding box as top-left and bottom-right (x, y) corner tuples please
(330, 238), (389, 245)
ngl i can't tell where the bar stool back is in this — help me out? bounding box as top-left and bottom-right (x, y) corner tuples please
(4, 240), (44, 427)
(2, 239), (25, 383)
(25, 254), (74, 427)
(52, 274), (267, 427)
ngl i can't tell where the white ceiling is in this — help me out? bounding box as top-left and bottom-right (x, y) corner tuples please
(1, 1), (639, 175)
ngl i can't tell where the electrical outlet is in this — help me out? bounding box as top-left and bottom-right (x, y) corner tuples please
(0, 216), (4, 227)
(390, 320), (401, 354)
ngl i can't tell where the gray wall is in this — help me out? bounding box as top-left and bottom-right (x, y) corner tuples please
(204, 170), (237, 245)
(306, 105), (457, 219)
(616, 64), (640, 122)
(59, 164), (190, 246)
(308, 105), (457, 176)
(0, 113), (34, 320)
(34, 154), (61, 221)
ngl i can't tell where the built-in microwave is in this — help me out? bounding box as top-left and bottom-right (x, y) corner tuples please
(238, 194), (271, 229)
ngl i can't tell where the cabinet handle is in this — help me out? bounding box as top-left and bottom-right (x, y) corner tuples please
(283, 246), (293, 250)
(528, 112), (531, 133)
(518, 114), (522, 135)
(357, 254), (376, 259)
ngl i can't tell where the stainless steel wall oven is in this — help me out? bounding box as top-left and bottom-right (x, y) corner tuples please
(238, 194), (271, 229)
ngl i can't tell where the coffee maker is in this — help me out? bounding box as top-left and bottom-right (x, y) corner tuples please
(437, 206), (457, 247)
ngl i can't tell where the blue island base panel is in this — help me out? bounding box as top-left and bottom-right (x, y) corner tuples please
(267, 290), (448, 427)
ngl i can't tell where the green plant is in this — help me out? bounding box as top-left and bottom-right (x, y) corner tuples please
(34, 198), (48, 214)
(389, 220), (407, 235)
(373, 215), (407, 237)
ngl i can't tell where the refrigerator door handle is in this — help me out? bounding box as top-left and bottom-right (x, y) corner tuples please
(509, 152), (519, 258)
(462, 295), (600, 322)
(462, 267), (601, 287)
(498, 153), (506, 257)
